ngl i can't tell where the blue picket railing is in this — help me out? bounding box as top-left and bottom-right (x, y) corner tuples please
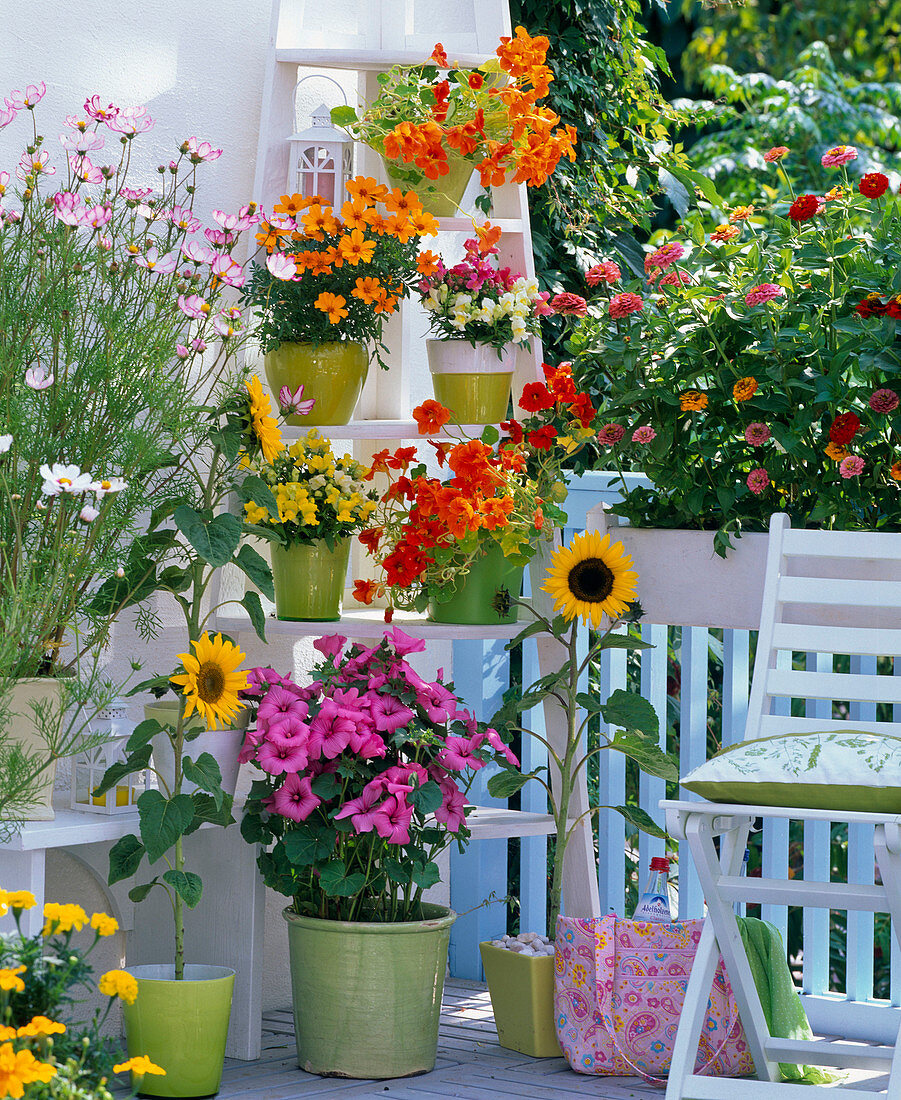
(448, 470), (901, 1043)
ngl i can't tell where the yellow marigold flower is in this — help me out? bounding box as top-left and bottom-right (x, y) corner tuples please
(825, 441), (849, 462)
(0, 1027), (15, 1041)
(732, 377), (758, 402)
(90, 912), (119, 937)
(0, 1043), (56, 1093)
(0, 967), (25, 994)
(17, 1016), (66, 1038)
(98, 969), (138, 1005)
(680, 390), (708, 412)
(5, 892), (36, 912)
(729, 204), (755, 222)
(113, 1055), (166, 1077)
(42, 902), (88, 936)
(710, 224), (739, 243)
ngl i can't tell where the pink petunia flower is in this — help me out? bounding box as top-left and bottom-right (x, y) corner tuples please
(370, 795), (413, 845)
(266, 773), (320, 822)
(747, 468), (770, 494)
(744, 422), (771, 446)
(257, 737), (309, 775)
(645, 242), (685, 271)
(840, 455), (865, 478)
(257, 685), (310, 731)
(308, 705), (356, 758)
(385, 627), (426, 657)
(745, 283), (784, 308)
(265, 714), (310, 748)
(870, 388), (900, 413)
(631, 426), (656, 443)
(821, 145), (858, 167)
(586, 261), (621, 286)
(608, 292), (644, 320)
(598, 423), (625, 445)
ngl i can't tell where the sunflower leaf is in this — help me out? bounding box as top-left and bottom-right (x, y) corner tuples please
(240, 591), (267, 642)
(163, 869), (203, 908)
(137, 790), (195, 863)
(94, 744), (152, 796)
(595, 633), (653, 652)
(183, 753), (224, 809)
(109, 834), (145, 884)
(609, 733), (679, 781)
(606, 803), (668, 839)
(174, 506), (241, 568)
(600, 689), (659, 737)
(234, 544), (275, 600)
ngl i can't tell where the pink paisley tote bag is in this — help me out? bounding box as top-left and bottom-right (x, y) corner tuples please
(554, 915), (755, 1084)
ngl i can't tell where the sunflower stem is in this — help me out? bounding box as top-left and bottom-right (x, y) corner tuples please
(547, 621), (579, 937)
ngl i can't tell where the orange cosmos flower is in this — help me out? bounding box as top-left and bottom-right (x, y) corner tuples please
(314, 292), (348, 324)
(412, 399), (452, 435)
(345, 176), (387, 204)
(383, 213), (416, 243)
(305, 251), (334, 276)
(384, 188), (422, 216)
(273, 193), (311, 216)
(340, 199), (369, 231)
(351, 276), (383, 305)
(416, 250), (442, 277)
(409, 209), (439, 236)
(300, 204), (339, 240)
(338, 229), (377, 266)
(373, 290), (398, 315)
(363, 209), (388, 235)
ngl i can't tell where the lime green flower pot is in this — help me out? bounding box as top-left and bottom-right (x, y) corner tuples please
(270, 539), (351, 621)
(283, 904), (456, 1078)
(382, 152), (475, 217)
(428, 540), (522, 625)
(479, 942), (562, 1057)
(122, 965), (235, 1097)
(263, 340), (368, 426)
(427, 339), (516, 424)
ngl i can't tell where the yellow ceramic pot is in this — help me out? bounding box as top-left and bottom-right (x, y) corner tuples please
(263, 341), (368, 426)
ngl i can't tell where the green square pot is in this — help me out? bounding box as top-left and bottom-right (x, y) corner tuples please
(479, 942), (562, 1058)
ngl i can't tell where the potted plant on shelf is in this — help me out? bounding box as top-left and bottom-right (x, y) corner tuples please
(242, 176), (438, 425)
(481, 531), (679, 1057)
(101, 376), (280, 1098)
(352, 365), (600, 625)
(238, 627), (519, 1079)
(0, 83), (259, 819)
(570, 142), (901, 563)
(418, 224), (552, 423)
(331, 30), (576, 216)
(240, 427), (378, 621)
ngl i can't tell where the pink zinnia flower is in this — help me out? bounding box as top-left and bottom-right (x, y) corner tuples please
(549, 292), (588, 317)
(747, 468), (770, 494)
(821, 145), (858, 167)
(659, 269), (692, 288)
(763, 145), (789, 163)
(608, 292), (644, 320)
(266, 252), (297, 281)
(870, 388), (899, 413)
(744, 422), (771, 446)
(586, 261), (621, 286)
(840, 455), (865, 478)
(267, 774), (320, 822)
(645, 242), (685, 270)
(745, 283), (784, 308)
(598, 423), (625, 445)
(631, 426), (656, 443)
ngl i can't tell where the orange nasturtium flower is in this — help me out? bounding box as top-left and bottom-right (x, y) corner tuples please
(891, 461), (901, 481)
(412, 399), (452, 435)
(314, 292), (349, 324)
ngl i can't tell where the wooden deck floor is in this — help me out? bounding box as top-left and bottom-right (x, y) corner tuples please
(213, 979), (891, 1099)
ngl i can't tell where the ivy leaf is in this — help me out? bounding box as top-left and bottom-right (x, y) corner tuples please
(163, 869), (203, 908)
(109, 834), (145, 884)
(174, 507), (241, 568)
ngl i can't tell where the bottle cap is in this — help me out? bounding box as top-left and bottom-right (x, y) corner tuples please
(650, 857), (670, 872)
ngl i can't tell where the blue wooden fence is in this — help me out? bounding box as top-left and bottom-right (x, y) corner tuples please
(448, 471), (901, 1041)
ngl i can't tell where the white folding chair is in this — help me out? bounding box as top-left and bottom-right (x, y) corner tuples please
(662, 513), (901, 1098)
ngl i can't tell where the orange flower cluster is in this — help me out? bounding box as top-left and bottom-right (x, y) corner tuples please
(371, 28), (576, 191)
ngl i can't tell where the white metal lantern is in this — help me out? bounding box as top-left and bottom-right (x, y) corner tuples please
(71, 699), (141, 815)
(288, 101), (354, 205)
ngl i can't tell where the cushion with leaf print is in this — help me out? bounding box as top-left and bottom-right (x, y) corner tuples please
(681, 730), (901, 812)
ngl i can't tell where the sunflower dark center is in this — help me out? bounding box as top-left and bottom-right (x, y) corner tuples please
(569, 557), (614, 603)
(197, 661), (225, 703)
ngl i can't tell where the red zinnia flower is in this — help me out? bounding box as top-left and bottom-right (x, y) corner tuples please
(789, 194), (820, 221)
(859, 172), (889, 199)
(608, 292), (644, 320)
(829, 412), (861, 444)
(856, 294), (888, 318)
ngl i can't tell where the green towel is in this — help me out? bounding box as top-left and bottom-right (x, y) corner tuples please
(736, 916), (842, 1085)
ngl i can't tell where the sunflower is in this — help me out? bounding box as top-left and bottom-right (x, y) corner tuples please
(170, 632), (249, 730)
(542, 531), (638, 628)
(245, 375), (283, 462)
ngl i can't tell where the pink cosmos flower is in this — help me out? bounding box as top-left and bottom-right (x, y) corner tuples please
(7, 84), (45, 111)
(747, 468), (770, 494)
(211, 254), (245, 287)
(267, 773), (320, 822)
(80, 205), (112, 229)
(204, 227), (236, 249)
(213, 312), (242, 338)
(213, 206), (258, 231)
(119, 186), (153, 203)
(84, 96), (120, 123)
(598, 423), (625, 445)
(52, 191), (81, 226)
(645, 242), (685, 270)
(0, 171), (9, 196)
(744, 422), (771, 446)
(870, 388), (900, 413)
(0, 107), (17, 130)
(134, 247), (178, 274)
(175, 345), (190, 360)
(168, 205), (201, 233)
(17, 150), (55, 180)
(370, 795), (413, 845)
(266, 253), (297, 281)
(185, 137), (223, 163)
(278, 384), (316, 416)
(840, 455), (865, 478)
(608, 292), (644, 320)
(257, 737), (309, 775)
(181, 240), (216, 265)
(191, 338), (207, 353)
(632, 426), (656, 443)
(25, 366), (53, 390)
(586, 261), (621, 286)
(549, 292), (588, 317)
(69, 154), (104, 184)
(821, 145), (858, 167)
(177, 294), (210, 319)
(59, 130), (105, 154)
(108, 106), (155, 135)
(79, 505), (99, 523)
(745, 283), (784, 308)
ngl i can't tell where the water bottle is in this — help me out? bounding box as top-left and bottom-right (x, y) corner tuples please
(632, 856), (672, 923)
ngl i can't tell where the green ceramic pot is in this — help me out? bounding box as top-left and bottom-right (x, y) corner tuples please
(270, 538), (351, 621)
(263, 340), (368, 426)
(479, 942), (562, 1057)
(428, 540), (522, 625)
(122, 964), (235, 1097)
(283, 904), (456, 1078)
(382, 152), (474, 217)
(427, 340), (516, 424)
